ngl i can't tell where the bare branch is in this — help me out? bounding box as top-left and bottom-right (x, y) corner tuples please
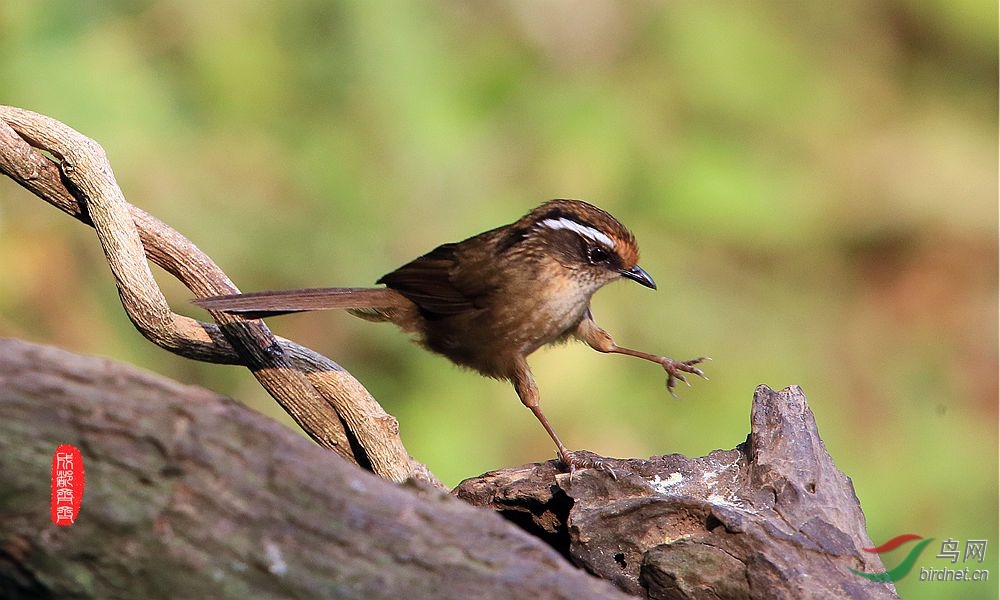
(0, 106), (426, 484)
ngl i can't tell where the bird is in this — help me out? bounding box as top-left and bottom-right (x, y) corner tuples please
(194, 199), (707, 470)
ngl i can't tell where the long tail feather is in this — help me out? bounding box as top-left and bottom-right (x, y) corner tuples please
(193, 287), (404, 319)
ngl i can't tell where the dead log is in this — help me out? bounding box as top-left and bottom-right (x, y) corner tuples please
(0, 338), (629, 600)
(455, 386), (900, 599)
(0, 337), (895, 599)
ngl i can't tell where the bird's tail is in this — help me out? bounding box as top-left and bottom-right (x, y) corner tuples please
(192, 287), (406, 320)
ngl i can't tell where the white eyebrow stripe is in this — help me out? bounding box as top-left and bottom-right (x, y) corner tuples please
(539, 217), (616, 249)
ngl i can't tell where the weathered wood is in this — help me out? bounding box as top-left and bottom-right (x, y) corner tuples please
(0, 106), (419, 483)
(0, 338), (629, 600)
(0, 336), (896, 599)
(456, 386), (899, 600)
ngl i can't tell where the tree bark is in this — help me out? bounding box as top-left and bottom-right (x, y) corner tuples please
(0, 337), (896, 599)
(0, 338), (628, 600)
(455, 387), (900, 600)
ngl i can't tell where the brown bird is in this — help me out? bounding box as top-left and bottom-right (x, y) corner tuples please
(194, 199), (707, 470)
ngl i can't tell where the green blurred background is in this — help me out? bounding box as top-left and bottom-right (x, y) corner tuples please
(1, 2), (996, 597)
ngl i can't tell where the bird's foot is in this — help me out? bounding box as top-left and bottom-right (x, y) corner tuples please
(660, 356), (710, 397)
(559, 450), (618, 480)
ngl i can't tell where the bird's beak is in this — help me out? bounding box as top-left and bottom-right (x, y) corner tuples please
(621, 264), (657, 290)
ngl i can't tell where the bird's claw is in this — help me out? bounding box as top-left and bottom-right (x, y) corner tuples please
(560, 451), (618, 481)
(662, 356), (710, 397)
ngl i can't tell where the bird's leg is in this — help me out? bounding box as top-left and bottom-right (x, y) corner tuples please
(512, 362), (572, 464)
(511, 360), (608, 473)
(575, 310), (708, 397)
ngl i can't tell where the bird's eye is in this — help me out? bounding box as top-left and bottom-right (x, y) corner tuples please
(587, 245), (611, 265)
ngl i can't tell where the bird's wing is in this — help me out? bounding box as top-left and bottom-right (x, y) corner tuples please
(377, 242), (486, 319)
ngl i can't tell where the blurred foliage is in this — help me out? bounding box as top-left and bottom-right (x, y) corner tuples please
(0, 2), (996, 597)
